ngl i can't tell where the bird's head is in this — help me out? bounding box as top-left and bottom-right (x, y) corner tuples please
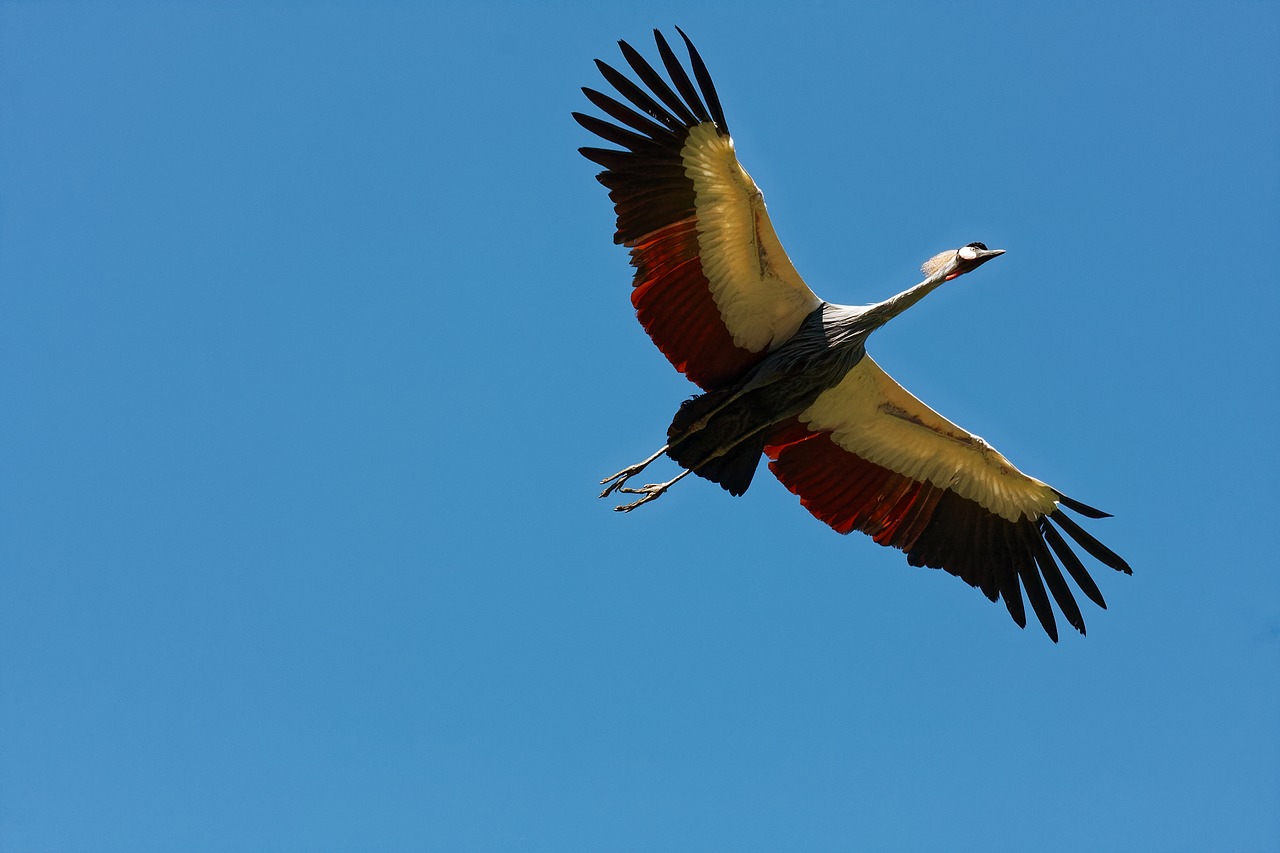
(921, 242), (1006, 281)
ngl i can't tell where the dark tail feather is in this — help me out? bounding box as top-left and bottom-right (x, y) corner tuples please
(667, 389), (732, 440)
(665, 390), (762, 496)
(690, 430), (765, 496)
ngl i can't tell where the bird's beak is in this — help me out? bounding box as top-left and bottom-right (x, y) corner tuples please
(967, 247), (1005, 271)
(945, 247), (1006, 280)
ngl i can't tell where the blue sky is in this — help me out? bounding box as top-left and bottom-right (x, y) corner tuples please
(2, 2), (1277, 850)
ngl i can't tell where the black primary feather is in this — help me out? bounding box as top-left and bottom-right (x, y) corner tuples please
(676, 27), (729, 133)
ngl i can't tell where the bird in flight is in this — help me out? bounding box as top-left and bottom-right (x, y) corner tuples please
(574, 28), (1130, 641)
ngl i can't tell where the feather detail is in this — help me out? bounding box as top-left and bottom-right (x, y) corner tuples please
(921, 249), (956, 278)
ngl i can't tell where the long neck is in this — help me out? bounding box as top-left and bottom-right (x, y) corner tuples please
(859, 273), (950, 330)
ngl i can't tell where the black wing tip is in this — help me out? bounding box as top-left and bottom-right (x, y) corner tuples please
(908, 493), (1124, 640)
(577, 145), (619, 166)
(1029, 528), (1087, 637)
(1002, 584), (1027, 630)
(1055, 492), (1113, 519)
(1010, 615), (1058, 643)
(582, 28), (729, 139)
(671, 27), (729, 134)
(1040, 520), (1109, 611)
(1048, 508), (1133, 576)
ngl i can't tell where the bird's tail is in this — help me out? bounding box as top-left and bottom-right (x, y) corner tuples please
(665, 391), (764, 497)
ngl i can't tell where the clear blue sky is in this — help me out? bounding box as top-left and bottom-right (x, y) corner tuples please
(2, 2), (1277, 851)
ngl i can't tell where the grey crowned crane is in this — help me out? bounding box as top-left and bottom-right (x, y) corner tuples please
(574, 28), (1130, 641)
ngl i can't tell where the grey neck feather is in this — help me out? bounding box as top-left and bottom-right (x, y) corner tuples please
(857, 268), (952, 331)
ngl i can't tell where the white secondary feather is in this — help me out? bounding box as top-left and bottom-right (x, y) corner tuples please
(798, 357), (1059, 522)
(681, 123), (822, 353)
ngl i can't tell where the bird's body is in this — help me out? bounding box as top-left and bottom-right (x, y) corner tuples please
(575, 29), (1130, 640)
(661, 302), (868, 496)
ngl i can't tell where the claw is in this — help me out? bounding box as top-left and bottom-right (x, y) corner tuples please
(599, 464), (642, 498)
(613, 482), (668, 512)
(598, 445), (670, 499)
(610, 469), (692, 512)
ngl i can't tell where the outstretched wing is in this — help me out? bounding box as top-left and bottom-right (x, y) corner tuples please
(574, 28), (822, 391)
(764, 357), (1131, 641)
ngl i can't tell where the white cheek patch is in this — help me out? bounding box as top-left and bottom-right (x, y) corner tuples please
(958, 245), (978, 261)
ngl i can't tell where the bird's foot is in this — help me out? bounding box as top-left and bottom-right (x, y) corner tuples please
(600, 447), (668, 498)
(613, 482), (670, 512)
(599, 463), (646, 499)
(599, 447), (676, 503)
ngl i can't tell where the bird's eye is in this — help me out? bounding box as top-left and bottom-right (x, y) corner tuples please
(966, 242), (988, 251)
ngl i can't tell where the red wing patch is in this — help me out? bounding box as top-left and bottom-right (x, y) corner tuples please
(765, 420), (942, 548)
(763, 418), (1129, 642)
(630, 223), (762, 389)
(576, 31), (783, 391)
